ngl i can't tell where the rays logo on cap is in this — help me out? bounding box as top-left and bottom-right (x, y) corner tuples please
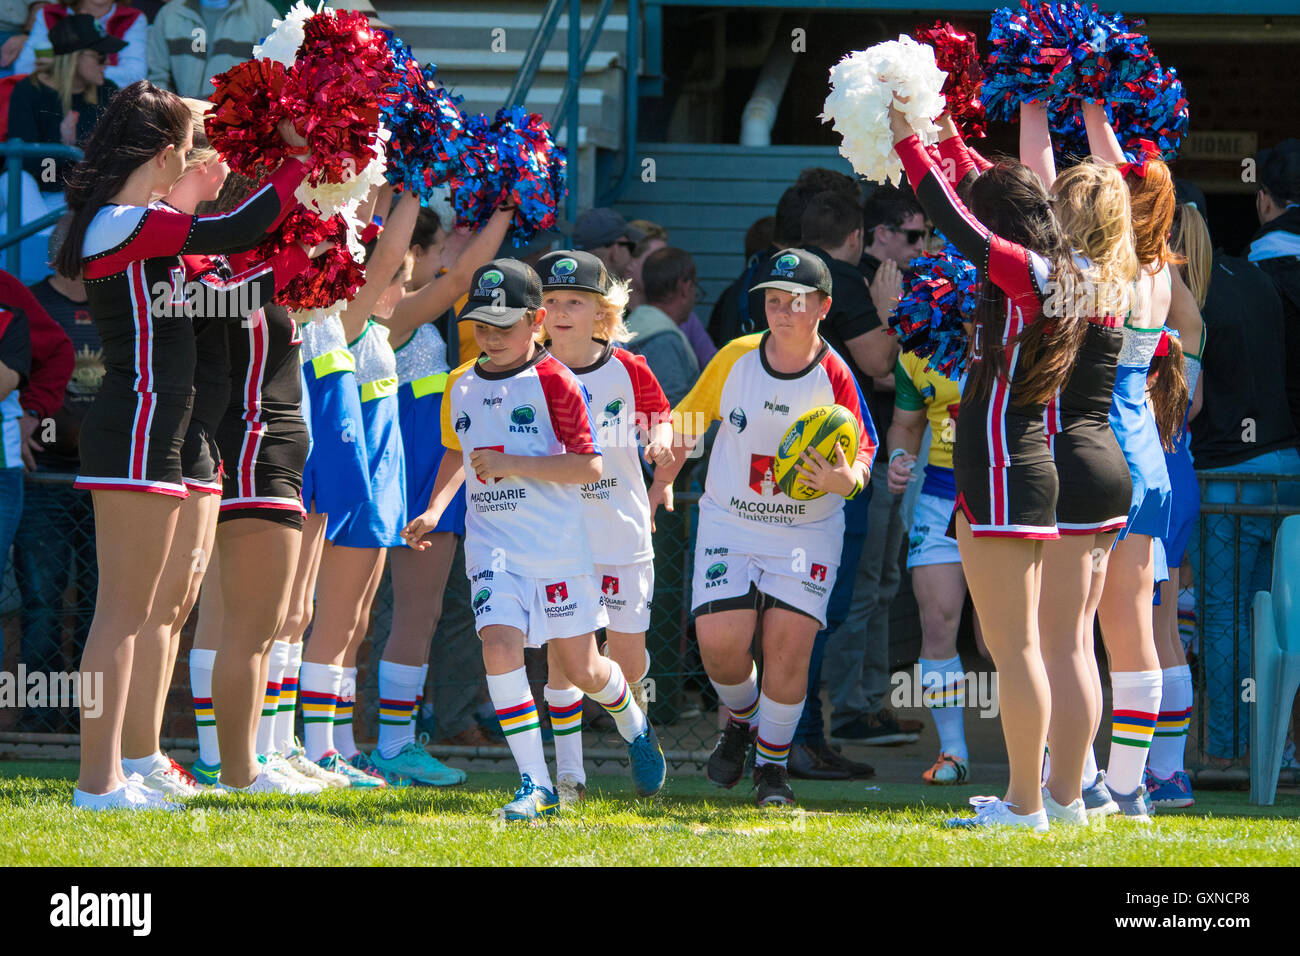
(772, 253), (800, 278)
(477, 269), (505, 293)
(549, 257), (579, 283)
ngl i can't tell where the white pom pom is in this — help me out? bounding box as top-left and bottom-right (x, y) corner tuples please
(821, 35), (948, 186)
(295, 132), (389, 219)
(253, 1), (315, 66)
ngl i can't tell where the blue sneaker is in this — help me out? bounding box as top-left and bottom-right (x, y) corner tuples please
(1082, 771), (1119, 818)
(1106, 781), (1152, 822)
(498, 774), (558, 821)
(190, 758), (221, 788)
(1145, 768), (1194, 809)
(368, 735), (466, 787)
(349, 750), (411, 788)
(628, 722), (666, 797)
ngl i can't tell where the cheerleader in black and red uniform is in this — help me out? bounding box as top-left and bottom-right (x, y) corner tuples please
(56, 81), (313, 809)
(890, 103), (1089, 831)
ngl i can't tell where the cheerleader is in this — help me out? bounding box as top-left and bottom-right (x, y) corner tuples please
(536, 249), (673, 804)
(1020, 103), (1139, 822)
(1145, 203), (1210, 809)
(1082, 102), (1188, 821)
(890, 104), (1089, 831)
(366, 202), (514, 784)
(57, 81), (311, 808)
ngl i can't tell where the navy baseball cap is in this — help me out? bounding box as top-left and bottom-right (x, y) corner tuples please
(457, 259), (543, 327)
(749, 248), (833, 297)
(535, 250), (610, 295)
(572, 208), (645, 251)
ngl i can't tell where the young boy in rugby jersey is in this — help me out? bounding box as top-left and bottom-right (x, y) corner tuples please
(650, 250), (877, 806)
(534, 249), (675, 804)
(402, 259), (667, 820)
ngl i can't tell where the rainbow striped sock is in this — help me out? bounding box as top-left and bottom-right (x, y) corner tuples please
(275, 643), (301, 755)
(299, 662), (342, 763)
(545, 685), (585, 784)
(487, 667), (552, 790)
(755, 693), (802, 767)
(1108, 669), (1162, 794)
(256, 680), (282, 757)
(1148, 665), (1193, 778)
(189, 648), (219, 767)
(376, 659), (422, 759)
(334, 667), (359, 759)
(920, 656), (968, 760)
(591, 660), (647, 743)
(710, 664), (760, 727)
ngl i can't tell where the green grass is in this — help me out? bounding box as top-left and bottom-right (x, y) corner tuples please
(3, 760), (1300, 866)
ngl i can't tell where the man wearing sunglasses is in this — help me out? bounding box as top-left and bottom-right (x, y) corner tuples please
(573, 207), (646, 283)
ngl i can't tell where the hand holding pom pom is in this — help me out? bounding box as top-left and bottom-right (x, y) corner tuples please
(914, 22), (986, 139)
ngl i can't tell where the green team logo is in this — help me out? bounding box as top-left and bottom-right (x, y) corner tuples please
(550, 257), (579, 280)
(477, 269), (505, 293)
(773, 253), (800, 276)
(472, 588), (491, 610)
(604, 398), (625, 418)
(705, 562), (727, 581)
(510, 404), (536, 426)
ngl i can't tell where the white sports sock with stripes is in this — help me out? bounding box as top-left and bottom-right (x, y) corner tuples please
(1148, 665), (1193, 779)
(488, 667), (552, 791)
(300, 662), (343, 762)
(589, 659), (647, 743)
(334, 666), (360, 759)
(257, 641), (290, 757)
(755, 694), (803, 767)
(544, 684), (585, 784)
(189, 648), (219, 767)
(1107, 669), (1163, 796)
(920, 656), (968, 760)
(709, 663), (760, 727)
(275, 641), (303, 755)
(377, 659), (423, 759)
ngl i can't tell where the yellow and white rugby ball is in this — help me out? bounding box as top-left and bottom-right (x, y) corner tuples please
(773, 404), (859, 501)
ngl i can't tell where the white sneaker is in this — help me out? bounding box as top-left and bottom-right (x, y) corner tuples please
(944, 796), (1050, 833)
(556, 772), (586, 806)
(133, 765), (201, 797)
(217, 769), (313, 794)
(73, 781), (155, 810)
(264, 753), (325, 794)
(123, 774), (184, 810)
(285, 746), (350, 788)
(1041, 787), (1088, 826)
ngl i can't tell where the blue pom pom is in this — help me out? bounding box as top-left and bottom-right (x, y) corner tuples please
(889, 237), (977, 381)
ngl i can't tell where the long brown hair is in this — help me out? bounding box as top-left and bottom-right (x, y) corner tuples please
(1149, 331), (1189, 451)
(1126, 158), (1183, 271)
(1170, 203), (1211, 310)
(965, 161), (1084, 407)
(56, 80), (191, 278)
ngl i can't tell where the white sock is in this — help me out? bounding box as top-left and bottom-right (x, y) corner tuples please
(257, 641), (290, 757)
(300, 662), (343, 762)
(1149, 665), (1193, 779)
(919, 656), (968, 760)
(122, 751), (170, 777)
(709, 663), (760, 727)
(334, 666), (359, 759)
(1084, 746), (1099, 786)
(190, 648), (219, 767)
(544, 684), (585, 784)
(1107, 669), (1163, 795)
(377, 659), (424, 759)
(487, 667), (552, 791)
(755, 694), (803, 767)
(275, 642), (303, 755)
(589, 659), (647, 743)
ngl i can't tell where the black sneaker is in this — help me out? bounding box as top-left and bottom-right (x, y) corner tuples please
(706, 719), (756, 789)
(830, 709), (920, 746)
(812, 740), (875, 779)
(753, 762), (796, 807)
(788, 742), (851, 780)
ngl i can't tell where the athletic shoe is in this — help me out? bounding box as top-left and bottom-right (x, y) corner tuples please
(814, 740), (875, 779)
(317, 750), (386, 789)
(74, 781), (168, 811)
(263, 754), (325, 794)
(190, 758), (221, 789)
(1106, 782), (1153, 822)
(753, 762), (796, 807)
(285, 744), (350, 788)
(349, 751), (410, 788)
(497, 774), (558, 821)
(368, 739), (466, 787)
(1145, 769), (1195, 810)
(944, 796), (1049, 833)
(628, 723), (667, 797)
(788, 742), (851, 780)
(124, 773), (187, 809)
(706, 719), (756, 789)
(1041, 787), (1088, 826)
(167, 758), (199, 789)
(922, 752), (969, 785)
(1082, 771), (1119, 818)
(830, 709), (920, 746)
(217, 769), (312, 795)
(556, 773), (586, 806)
(133, 763), (202, 797)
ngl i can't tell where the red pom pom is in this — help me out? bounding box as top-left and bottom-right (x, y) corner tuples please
(206, 59), (290, 178)
(914, 22), (986, 140)
(249, 208), (365, 311)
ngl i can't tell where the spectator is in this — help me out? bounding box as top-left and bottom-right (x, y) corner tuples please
(708, 213), (779, 346)
(6, 14), (121, 195)
(625, 246), (700, 405)
(1246, 138), (1300, 432)
(572, 206), (643, 281)
(0, 262), (73, 467)
(626, 217), (716, 368)
(0, 293), (31, 582)
(1189, 231), (1300, 762)
(12, 0), (145, 86)
(0, 1), (37, 77)
(146, 0), (278, 99)
(821, 183), (928, 747)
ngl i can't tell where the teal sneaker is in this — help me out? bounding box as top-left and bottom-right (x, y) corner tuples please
(350, 750), (411, 788)
(369, 734), (466, 787)
(317, 750), (385, 789)
(628, 722), (666, 797)
(190, 758), (221, 788)
(497, 774), (558, 821)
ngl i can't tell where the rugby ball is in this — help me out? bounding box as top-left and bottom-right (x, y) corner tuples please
(773, 404), (859, 501)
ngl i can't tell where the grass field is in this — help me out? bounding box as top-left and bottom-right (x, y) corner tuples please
(3, 760), (1300, 866)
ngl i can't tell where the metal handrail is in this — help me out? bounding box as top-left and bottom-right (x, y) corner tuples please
(3, 138), (82, 276)
(503, 0), (566, 109)
(553, 0), (615, 132)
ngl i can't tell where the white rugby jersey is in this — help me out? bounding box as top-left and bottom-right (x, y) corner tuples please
(442, 347), (602, 577)
(676, 332), (877, 558)
(561, 340), (671, 564)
